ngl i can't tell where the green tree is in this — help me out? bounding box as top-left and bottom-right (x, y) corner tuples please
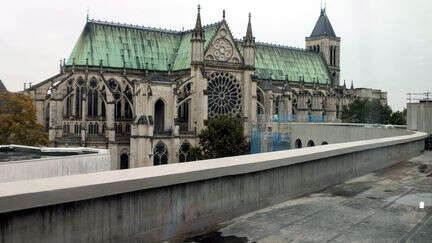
(341, 98), (392, 124)
(187, 115), (250, 161)
(0, 92), (49, 146)
(389, 109), (407, 125)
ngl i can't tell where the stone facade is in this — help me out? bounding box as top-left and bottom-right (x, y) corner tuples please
(26, 6), (387, 168)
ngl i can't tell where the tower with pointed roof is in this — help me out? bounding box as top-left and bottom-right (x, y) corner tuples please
(306, 7), (341, 86)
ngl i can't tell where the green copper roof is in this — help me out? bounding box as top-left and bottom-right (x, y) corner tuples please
(242, 43), (331, 83)
(66, 20), (219, 71)
(66, 20), (330, 83)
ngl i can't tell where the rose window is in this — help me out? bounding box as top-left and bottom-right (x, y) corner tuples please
(207, 72), (242, 117)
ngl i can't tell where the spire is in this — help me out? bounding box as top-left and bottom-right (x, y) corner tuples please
(86, 6), (90, 22)
(223, 9), (226, 20)
(246, 13), (253, 38)
(243, 12), (255, 44)
(195, 4), (202, 31)
(192, 4), (204, 41)
(351, 80), (354, 89)
(310, 6), (336, 37)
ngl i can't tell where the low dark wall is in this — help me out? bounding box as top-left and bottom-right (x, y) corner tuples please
(0, 133), (426, 243)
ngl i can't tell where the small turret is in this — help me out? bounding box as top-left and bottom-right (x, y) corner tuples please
(191, 5), (205, 64)
(242, 13), (255, 67)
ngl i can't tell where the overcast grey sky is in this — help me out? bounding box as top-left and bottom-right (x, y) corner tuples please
(1, 0), (431, 110)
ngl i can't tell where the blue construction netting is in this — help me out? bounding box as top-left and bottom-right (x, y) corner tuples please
(251, 114), (326, 154)
(250, 129), (290, 154)
(257, 114), (328, 123)
(271, 114), (327, 123)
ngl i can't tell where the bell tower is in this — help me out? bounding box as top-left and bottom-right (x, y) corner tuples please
(306, 7), (341, 86)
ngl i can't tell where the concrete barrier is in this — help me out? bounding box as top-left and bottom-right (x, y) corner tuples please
(0, 128), (427, 242)
(0, 147), (111, 183)
(278, 123), (412, 148)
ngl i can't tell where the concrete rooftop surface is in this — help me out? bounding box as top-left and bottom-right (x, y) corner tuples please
(186, 151), (432, 243)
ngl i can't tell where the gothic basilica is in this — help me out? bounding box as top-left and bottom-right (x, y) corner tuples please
(26, 6), (387, 168)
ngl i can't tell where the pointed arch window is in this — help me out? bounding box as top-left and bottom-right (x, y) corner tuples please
(124, 86), (133, 119)
(87, 89), (98, 117)
(179, 141), (191, 162)
(154, 99), (165, 134)
(75, 87), (82, 117)
(115, 100), (122, 119)
(256, 87), (265, 117)
(66, 85), (73, 116)
(154, 142), (168, 165)
(75, 77), (85, 117)
(88, 123), (94, 134)
(125, 123), (131, 134)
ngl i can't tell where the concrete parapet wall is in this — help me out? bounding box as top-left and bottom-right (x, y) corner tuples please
(0, 128), (427, 242)
(283, 123), (412, 147)
(0, 149), (111, 183)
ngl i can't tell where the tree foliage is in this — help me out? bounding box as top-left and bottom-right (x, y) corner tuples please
(389, 109), (407, 125)
(341, 98), (406, 125)
(0, 92), (49, 146)
(187, 116), (249, 161)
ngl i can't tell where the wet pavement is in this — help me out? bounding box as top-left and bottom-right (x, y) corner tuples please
(186, 151), (432, 242)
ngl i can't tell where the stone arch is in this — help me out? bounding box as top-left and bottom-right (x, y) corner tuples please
(307, 140), (315, 147)
(179, 140), (191, 162)
(154, 141), (168, 165)
(107, 78), (120, 92)
(295, 139), (302, 148)
(154, 99), (165, 134)
(321, 141), (328, 145)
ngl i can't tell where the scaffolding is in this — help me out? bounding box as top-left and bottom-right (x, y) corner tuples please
(249, 116), (291, 154)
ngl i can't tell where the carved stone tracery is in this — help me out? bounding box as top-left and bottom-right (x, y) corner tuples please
(210, 38), (233, 61)
(207, 72), (242, 117)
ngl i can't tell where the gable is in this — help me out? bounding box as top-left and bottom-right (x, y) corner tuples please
(204, 22), (243, 64)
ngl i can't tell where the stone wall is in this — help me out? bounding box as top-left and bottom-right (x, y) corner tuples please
(0, 149), (111, 183)
(0, 127), (426, 242)
(283, 123), (411, 148)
